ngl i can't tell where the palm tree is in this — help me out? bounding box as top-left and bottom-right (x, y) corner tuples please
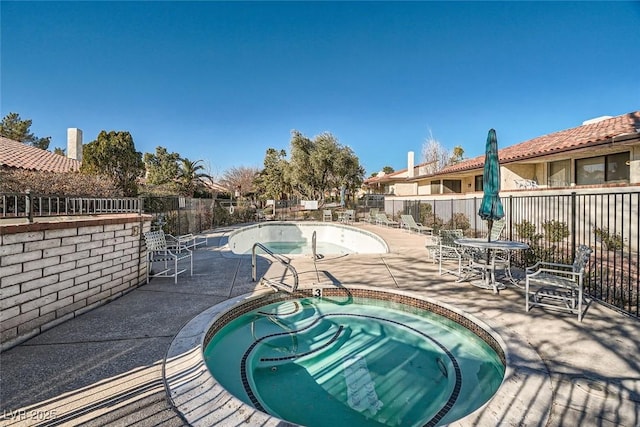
(177, 158), (210, 197)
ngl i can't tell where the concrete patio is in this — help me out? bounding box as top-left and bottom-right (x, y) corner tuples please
(1, 223), (638, 426)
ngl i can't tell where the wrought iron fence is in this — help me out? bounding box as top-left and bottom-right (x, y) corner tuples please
(1, 192), (141, 220)
(379, 191), (639, 318)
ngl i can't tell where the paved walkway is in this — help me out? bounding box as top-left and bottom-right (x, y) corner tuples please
(1, 223), (638, 426)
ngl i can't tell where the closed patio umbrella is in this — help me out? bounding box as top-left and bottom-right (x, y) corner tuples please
(478, 129), (504, 241)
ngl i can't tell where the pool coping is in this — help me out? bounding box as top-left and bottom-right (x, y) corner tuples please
(163, 285), (552, 426)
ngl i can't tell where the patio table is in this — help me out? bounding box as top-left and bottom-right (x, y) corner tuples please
(454, 238), (529, 293)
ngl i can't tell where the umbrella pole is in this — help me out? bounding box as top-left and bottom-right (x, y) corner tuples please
(486, 219), (493, 290)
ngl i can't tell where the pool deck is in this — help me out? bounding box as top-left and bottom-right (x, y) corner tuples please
(1, 222), (638, 426)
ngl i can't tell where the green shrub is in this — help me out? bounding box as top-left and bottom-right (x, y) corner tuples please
(446, 212), (471, 232)
(543, 220), (570, 243)
(514, 219), (539, 241)
(594, 227), (623, 250)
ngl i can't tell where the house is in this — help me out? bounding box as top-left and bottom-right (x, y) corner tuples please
(0, 128), (119, 196)
(0, 128), (83, 173)
(364, 111), (640, 198)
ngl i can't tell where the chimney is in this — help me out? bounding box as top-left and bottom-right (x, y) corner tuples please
(67, 128), (83, 162)
(407, 151), (415, 178)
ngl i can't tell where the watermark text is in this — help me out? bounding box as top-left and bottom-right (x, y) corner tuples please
(2, 409), (58, 421)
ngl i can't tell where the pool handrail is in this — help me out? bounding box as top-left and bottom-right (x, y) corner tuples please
(251, 242), (299, 293)
(312, 230), (318, 260)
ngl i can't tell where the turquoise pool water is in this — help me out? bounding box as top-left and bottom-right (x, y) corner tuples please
(204, 297), (505, 427)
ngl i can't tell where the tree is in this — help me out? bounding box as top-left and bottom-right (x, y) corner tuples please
(450, 146), (465, 164)
(0, 112), (51, 150)
(255, 148), (290, 201)
(286, 130), (364, 203)
(176, 158), (210, 197)
(288, 131), (318, 200)
(81, 131), (145, 196)
(143, 146), (180, 185)
(220, 166), (260, 199)
(199, 160), (223, 198)
(332, 145), (365, 202)
(382, 166), (395, 174)
(53, 147), (65, 156)
(420, 130), (453, 174)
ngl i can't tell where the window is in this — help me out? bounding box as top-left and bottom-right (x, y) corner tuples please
(548, 160), (570, 187)
(474, 175), (483, 191)
(430, 180), (440, 194)
(443, 180), (462, 194)
(606, 152), (630, 182)
(575, 152), (629, 185)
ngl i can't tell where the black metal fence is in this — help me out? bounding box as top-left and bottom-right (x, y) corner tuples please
(379, 191), (639, 318)
(1, 192), (141, 220)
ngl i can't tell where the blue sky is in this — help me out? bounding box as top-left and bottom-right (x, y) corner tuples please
(2, 1), (639, 178)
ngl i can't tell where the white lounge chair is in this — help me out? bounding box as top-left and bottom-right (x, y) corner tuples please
(365, 208), (379, 224)
(525, 245), (592, 321)
(375, 213), (399, 227)
(143, 230), (193, 284)
(322, 209), (332, 222)
(400, 214), (433, 235)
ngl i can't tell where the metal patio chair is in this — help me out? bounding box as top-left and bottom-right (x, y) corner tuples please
(143, 230), (193, 284)
(437, 229), (468, 277)
(525, 245), (592, 321)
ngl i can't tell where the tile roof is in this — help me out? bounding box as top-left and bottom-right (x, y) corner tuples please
(0, 136), (80, 173)
(438, 111), (640, 175)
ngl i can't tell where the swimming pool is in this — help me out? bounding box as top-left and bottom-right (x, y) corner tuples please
(227, 222), (389, 255)
(203, 292), (505, 426)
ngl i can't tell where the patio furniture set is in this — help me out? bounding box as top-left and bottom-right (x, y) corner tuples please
(434, 219), (593, 321)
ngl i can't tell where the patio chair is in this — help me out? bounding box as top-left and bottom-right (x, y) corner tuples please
(437, 229), (469, 277)
(143, 230), (193, 284)
(375, 213), (399, 228)
(343, 209), (355, 224)
(365, 208), (379, 224)
(322, 209), (333, 222)
(514, 179), (539, 189)
(483, 217), (510, 278)
(525, 245), (592, 321)
(488, 217), (506, 241)
(171, 233), (207, 251)
(400, 214), (433, 235)
(425, 234), (440, 262)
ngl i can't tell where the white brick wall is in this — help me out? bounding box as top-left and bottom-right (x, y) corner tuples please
(0, 215), (150, 350)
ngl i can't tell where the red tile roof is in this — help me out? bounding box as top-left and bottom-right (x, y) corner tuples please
(438, 111), (640, 175)
(0, 137), (80, 173)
